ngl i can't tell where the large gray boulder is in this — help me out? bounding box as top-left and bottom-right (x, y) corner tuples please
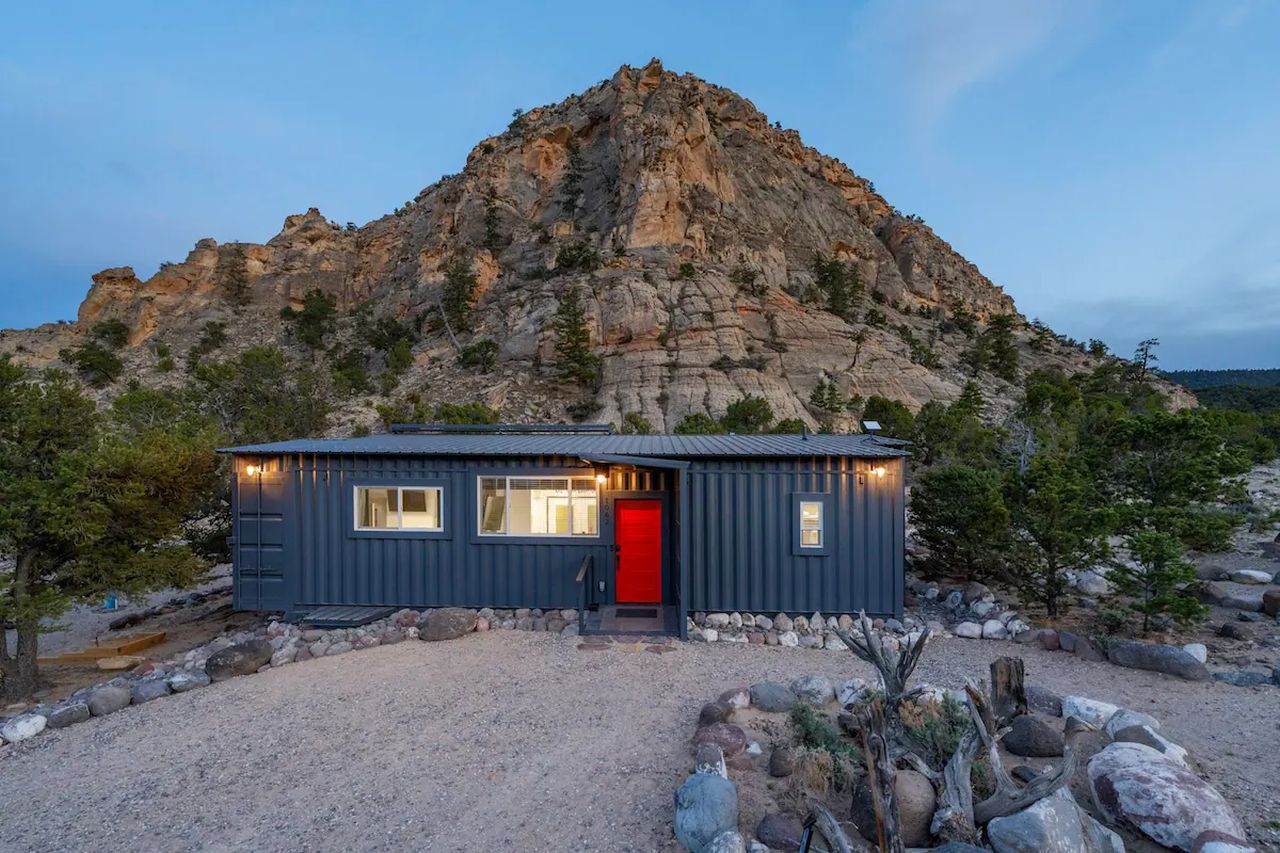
(673, 773), (737, 852)
(205, 638), (274, 682)
(0, 713), (47, 743)
(1198, 581), (1264, 612)
(1103, 707), (1159, 738)
(420, 607), (477, 641)
(45, 702), (90, 729)
(748, 681), (796, 712)
(1106, 640), (1210, 681)
(1001, 714), (1064, 758)
(87, 684), (132, 716)
(130, 679), (172, 705)
(1061, 695), (1120, 727)
(167, 670), (211, 693)
(1088, 741), (1249, 851)
(789, 674), (835, 705)
(988, 788), (1123, 853)
(1026, 685), (1063, 717)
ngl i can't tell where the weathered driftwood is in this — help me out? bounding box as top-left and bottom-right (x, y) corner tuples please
(970, 681), (1075, 825)
(833, 612), (930, 707)
(928, 725), (981, 843)
(854, 698), (904, 853)
(989, 656), (1027, 725)
(931, 673), (1075, 837)
(804, 803), (864, 853)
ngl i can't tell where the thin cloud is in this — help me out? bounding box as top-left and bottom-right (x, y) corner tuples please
(848, 0), (1088, 135)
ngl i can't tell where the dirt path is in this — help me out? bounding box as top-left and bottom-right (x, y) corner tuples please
(2, 633), (1277, 852)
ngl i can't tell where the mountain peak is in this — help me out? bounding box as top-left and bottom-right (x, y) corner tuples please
(1, 63), (1177, 426)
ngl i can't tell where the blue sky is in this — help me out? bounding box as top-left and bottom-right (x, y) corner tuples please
(2, 1), (1278, 369)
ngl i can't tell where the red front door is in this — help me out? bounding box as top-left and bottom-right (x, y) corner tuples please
(615, 499), (662, 603)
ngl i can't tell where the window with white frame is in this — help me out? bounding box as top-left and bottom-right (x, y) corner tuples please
(799, 500), (824, 548)
(478, 476), (598, 537)
(354, 486), (443, 531)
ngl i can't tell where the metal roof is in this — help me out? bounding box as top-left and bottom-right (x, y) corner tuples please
(218, 432), (910, 459)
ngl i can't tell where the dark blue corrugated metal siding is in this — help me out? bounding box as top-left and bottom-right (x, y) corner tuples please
(685, 456), (904, 618)
(265, 453), (613, 611)
(231, 451), (903, 618)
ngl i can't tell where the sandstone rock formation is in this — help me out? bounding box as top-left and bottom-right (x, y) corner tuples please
(0, 60), (1193, 426)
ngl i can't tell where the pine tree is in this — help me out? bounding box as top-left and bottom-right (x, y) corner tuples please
(440, 257), (478, 333)
(553, 285), (600, 387)
(1111, 530), (1205, 633)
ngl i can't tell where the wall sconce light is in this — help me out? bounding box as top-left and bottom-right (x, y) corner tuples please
(595, 472), (608, 485)
(871, 465), (887, 478)
(244, 464), (260, 477)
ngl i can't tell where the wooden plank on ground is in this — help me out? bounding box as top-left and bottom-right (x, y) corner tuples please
(37, 631), (167, 665)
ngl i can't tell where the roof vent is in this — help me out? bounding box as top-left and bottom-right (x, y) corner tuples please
(388, 423), (615, 435)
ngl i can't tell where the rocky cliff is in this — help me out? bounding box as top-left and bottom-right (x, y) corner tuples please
(0, 60), (1190, 429)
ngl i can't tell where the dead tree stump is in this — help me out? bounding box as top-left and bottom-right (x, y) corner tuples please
(989, 656), (1026, 725)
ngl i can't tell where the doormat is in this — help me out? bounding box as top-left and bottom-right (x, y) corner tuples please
(615, 607), (659, 619)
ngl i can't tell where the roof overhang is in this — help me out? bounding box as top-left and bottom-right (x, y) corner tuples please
(579, 453), (691, 470)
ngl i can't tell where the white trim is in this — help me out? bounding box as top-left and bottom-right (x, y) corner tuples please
(353, 485), (444, 532)
(476, 475), (600, 538)
(799, 499), (824, 549)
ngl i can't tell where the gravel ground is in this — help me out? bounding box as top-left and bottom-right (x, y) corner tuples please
(2, 632), (1277, 852)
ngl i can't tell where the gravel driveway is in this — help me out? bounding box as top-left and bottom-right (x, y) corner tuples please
(2, 632), (1277, 852)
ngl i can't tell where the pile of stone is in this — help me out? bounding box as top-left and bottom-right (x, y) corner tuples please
(686, 610), (930, 651)
(673, 672), (1258, 852)
(0, 605), (568, 749)
(915, 579), (1033, 640)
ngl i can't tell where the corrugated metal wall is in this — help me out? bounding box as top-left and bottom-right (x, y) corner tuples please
(685, 456), (904, 618)
(230, 452), (903, 618)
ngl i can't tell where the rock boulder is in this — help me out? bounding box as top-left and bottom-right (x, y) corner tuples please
(420, 607), (477, 641)
(988, 787), (1123, 853)
(87, 684), (132, 716)
(1002, 714), (1064, 758)
(674, 773), (737, 853)
(748, 681), (796, 712)
(1087, 741), (1249, 851)
(1106, 640), (1210, 681)
(205, 638), (274, 682)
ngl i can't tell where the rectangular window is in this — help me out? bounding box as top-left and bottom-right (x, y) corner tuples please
(478, 476), (599, 537)
(355, 486), (442, 531)
(799, 500), (823, 548)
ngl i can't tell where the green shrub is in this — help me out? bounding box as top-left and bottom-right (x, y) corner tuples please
(92, 319), (130, 349)
(330, 349), (371, 396)
(621, 412), (653, 435)
(900, 697), (972, 771)
(720, 395), (774, 433)
(279, 290), (337, 349)
(61, 341), (123, 387)
(673, 413), (723, 434)
(555, 242), (600, 273)
(789, 702), (862, 790)
(458, 338), (499, 372)
(677, 261), (696, 279)
(812, 256), (862, 322)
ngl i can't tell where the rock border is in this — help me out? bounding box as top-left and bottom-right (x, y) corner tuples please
(0, 605), (577, 749)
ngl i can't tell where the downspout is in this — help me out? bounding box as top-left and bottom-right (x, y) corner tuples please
(678, 467), (691, 640)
